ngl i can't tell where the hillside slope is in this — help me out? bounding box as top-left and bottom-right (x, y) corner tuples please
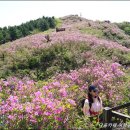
(0, 15), (130, 130)
(0, 15), (130, 79)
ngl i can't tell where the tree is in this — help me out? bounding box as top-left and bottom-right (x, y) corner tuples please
(0, 30), (4, 44)
(20, 24), (30, 36)
(26, 21), (34, 31)
(16, 29), (23, 39)
(37, 19), (49, 31)
(8, 26), (17, 41)
(48, 17), (56, 28)
(2, 27), (11, 43)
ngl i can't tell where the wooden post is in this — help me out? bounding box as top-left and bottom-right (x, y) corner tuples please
(103, 107), (112, 130)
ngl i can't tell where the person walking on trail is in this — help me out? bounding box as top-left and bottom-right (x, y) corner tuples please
(82, 85), (103, 122)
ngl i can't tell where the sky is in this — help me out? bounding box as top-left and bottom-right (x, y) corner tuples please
(0, 1), (130, 28)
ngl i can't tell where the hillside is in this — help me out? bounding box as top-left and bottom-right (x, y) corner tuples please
(0, 15), (130, 130)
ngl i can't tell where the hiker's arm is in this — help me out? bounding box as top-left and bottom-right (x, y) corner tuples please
(83, 100), (90, 116)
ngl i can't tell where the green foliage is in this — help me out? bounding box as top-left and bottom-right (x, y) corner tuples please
(2, 28), (11, 43)
(30, 29), (41, 35)
(95, 46), (114, 59)
(55, 18), (62, 27)
(47, 17), (56, 28)
(59, 50), (78, 72)
(0, 30), (4, 44)
(115, 52), (130, 65)
(20, 24), (30, 36)
(80, 27), (104, 38)
(124, 26), (130, 35)
(94, 45), (130, 65)
(0, 42), (91, 80)
(8, 26), (17, 41)
(15, 27), (23, 39)
(117, 22), (130, 35)
(28, 57), (40, 69)
(1, 39), (130, 81)
(37, 19), (49, 31)
(0, 16), (57, 44)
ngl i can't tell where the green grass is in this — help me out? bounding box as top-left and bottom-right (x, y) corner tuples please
(41, 28), (55, 35)
(30, 29), (41, 35)
(30, 28), (55, 35)
(80, 27), (104, 38)
(55, 18), (62, 28)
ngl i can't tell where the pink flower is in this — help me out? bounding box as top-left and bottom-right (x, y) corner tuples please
(42, 86), (49, 91)
(26, 105), (33, 113)
(3, 81), (9, 86)
(8, 95), (19, 103)
(111, 62), (121, 72)
(99, 84), (104, 89)
(34, 91), (42, 97)
(47, 102), (54, 109)
(26, 80), (35, 86)
(18, 115), (24, 120)
(108, 90), (113, 98)
(34, 112), (38, 116)
(81, 85), (87, 90)
(30, 119), (37, 123)
(43, 111), (52, 116)
(0, 86), (2, 92)
(67, 99), (76, 106)
(54, 107), (64, 114)
(8, 115), (15, 120)
(52, 82), (61, 87)
(59, 88), (67, 97)
(54, 116), (63, 121)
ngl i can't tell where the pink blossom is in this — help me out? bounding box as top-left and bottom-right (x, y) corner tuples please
(52, 82), (61, 87)
(0, 86), (2, 92)
(59, 88), (67, 97)
(8, 115), (15, 120)
(30, 119), (37, 123)
(34, 91), (42, 97)
(43, 111), (52, 116)
(67, 99), (76, 106)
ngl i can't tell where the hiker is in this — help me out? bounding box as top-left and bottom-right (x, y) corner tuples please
(82, 85), (103, 122)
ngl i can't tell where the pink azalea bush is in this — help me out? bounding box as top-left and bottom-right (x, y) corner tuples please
(0, 30), (130, 55)
(0, 58), (128, 129)
(56, 60), (126, 106)
(0, 78), (77, 129)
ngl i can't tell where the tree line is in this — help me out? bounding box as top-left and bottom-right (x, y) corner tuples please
(0, 16), (56, 44)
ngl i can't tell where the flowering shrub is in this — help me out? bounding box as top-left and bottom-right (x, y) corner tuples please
(1, 31), (130, 79)
(0, 78), (78, 129)
(0, 58), (128, 129)
(56, 60), (126, 106)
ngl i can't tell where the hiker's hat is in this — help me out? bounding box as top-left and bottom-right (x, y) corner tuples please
(88, 85), (99, 92)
